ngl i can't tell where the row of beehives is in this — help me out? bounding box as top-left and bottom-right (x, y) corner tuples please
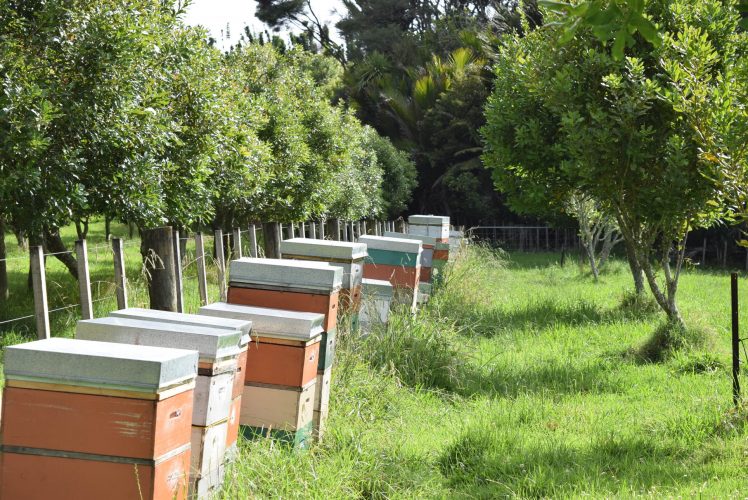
(0, 215), (462, 500)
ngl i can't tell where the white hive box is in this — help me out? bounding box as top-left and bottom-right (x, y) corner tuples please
(408, 215), (450, 240)
(384, 231), (436, 270)
(358, 235), (422, 256)
(360, 278), (394, 328)
(280, 238), (366, 292)
(3, 337), (198, 393)
(229, 257), (343, 293)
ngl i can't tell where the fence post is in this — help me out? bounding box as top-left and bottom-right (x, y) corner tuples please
(75, 239), (93, 320)
(249, 224), (258, 258)
(30, 245), (50, 339)
(319, 220), (326, 239)
(332, 219), (341, 241)
(310, 222), (317, 239)
(300, 222), (307, 238)
(233, 228), (242, 259)
(732, 272), (740, 406)
(215, 229), (227, 302)
(195, 232), (209, 306)
(173, 229), (184, 313)
(112, 238), (128, 310)
(289, 222), (296, 239)
(362, 220), (367, 236)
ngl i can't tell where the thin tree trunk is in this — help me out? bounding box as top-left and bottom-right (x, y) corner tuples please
(623, 237), (645, 295)
(0, 219), (8, 300)
(105, 216), (112, 242)
(44, 227), (79, 280)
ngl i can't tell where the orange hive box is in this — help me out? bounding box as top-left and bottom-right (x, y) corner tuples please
(358, 235), (423, 313)
(0, 338), (198, 500)
(76, 314), (247, 497)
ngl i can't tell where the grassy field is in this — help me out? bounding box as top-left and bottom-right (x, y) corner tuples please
(3, 233), (748, 497)
(219, 246), (748, 498)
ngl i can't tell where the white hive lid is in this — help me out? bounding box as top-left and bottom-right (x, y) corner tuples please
(109, 308), (251, 347)
(229, 258), (343, 292)
(76, 317), (242, 362)
(198, 302), (325, 341)
(3, 337), (198, 393)
(408, 215), (450, 226)
(358, 235), (422, 254)
(362, 278), (394, 296)
(384, 231), (437, 247)
(280, 238), (367, 261)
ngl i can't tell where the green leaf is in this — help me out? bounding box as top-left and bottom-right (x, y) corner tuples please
(631, 14), (661, 46)
(538, 0), (574, 13)
(612, 28), (627, 60)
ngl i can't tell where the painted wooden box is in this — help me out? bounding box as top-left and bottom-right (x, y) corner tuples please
(0, 338), (197, 500)
(358, 235), (422, 312)
(312, 367), (332, 440)
(407, 215), (450, 242)
(240, 381), (315, 448)
(280, 238), (367, 312)
(359, 278), (394, 330)
(384, 231), (436, 284)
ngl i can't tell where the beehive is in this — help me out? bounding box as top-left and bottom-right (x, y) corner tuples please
(0, 338), (197, 500)
(280, 238), (367, 315)
(198, 302), (326, 447)
(407, 215), (450, 242)
(384, 231), (436, 286)
(106, 308), (252, 462)
(357, 235), (422, 312)
(76, 316), (243, 497)
(359, 278), (394, 330)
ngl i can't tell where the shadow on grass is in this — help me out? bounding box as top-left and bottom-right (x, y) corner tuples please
(439, 428), (707, 498)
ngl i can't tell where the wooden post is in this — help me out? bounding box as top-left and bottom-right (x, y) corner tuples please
(0, 219), (7, 301)
(332, 219), (341, 241)
(289, 222), (296, 239)
(141, 226), (177, 312)
(30, 245), (50, 340)
(249, 224), (258, 258)
(545, 227), (549, 251)
(724, 240), (728, 268)
(215, 229), (227, 302)
(262, 222), (281, 258)
(232, 228), (242, 259)
(732, 272), (740, 405)
(75, 239), (93, 320)
(310, 222), (317, 239)
(195, 232), (209, 306)
(357, 221), (363, 238)
(362, 220), (367, 236)
(319, 220), (326, 239)
(173, 229), (184, 313)
(301, 222), (307, 238)
(112, 238), (128, 310)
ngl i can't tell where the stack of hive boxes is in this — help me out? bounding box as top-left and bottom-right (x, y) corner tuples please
(408, 215), (451, 282)
(199, 302), (325, 447)
(384, 231), (436, 304)
(357, 235), (422, 312)
(0, 338), (197, 499)
(101, 308), (252, 463)
(76, 312), (247, 498)
(280, 238), (367, 330)
(449, 230), (465, 258)
(359, 278), (394, 331)
(226, 258), (343, 440)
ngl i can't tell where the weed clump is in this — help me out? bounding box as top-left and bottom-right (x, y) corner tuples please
(636, 321), (714, 363)
(618, 290), (659, 319)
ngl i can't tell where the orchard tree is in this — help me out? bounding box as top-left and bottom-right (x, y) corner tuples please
(483, 0), (748, 326)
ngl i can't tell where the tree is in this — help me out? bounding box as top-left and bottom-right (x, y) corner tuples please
(483, 0), (748, 326)
(565, 193), (622, 281)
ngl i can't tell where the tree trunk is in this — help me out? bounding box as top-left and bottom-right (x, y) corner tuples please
(0, 219), (8, 300)
(15, 228), (27, 251)
(623, 237), (645, 295)
(105, 216), (112, 241)
(140, 226), (177, 311)
(262, 222), (281, 258)
(44, 227), (79, 280)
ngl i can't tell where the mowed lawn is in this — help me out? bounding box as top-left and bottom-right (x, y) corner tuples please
(221, 247), (748, 498)
(3, 239), (748, 497)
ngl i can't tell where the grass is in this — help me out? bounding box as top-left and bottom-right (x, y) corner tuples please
(3, 228), (748, 497)
(219, 245), (748, 498)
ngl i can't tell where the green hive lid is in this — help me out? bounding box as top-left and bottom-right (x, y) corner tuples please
(362, 278), (394, 297)
(280, 238), (367, 261)
(358, 235), (422, 254)
(3, 337), (198, 393)
(198, 302), (325, 341)
(110, 308), (251, 346)
(229, 258), (343, 292)
(76, 317), (242, 362)
(408, 215), (450, 226)
(383, 231), (437, 247)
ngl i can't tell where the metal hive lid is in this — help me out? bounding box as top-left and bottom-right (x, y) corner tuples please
(198, 302), (325, 341)
(280, 238), (368, 261)
(407, 215), (450, 226)
(383, 231), (437, 247)
(229, 258), (343, 292)
(357, 235), (422, 254)
(4, 337), (198, 393)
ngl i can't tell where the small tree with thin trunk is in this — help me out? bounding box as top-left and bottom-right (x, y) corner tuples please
(565, 193), (622, 281)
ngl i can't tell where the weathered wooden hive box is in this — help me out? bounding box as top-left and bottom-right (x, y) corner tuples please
(407, 215), (450, 242)
(199, 302), (326, 447)
(357, 235), (422, 312)
(359, 278), (394, 330)
(280, 238), (367, 315)
(76, 316), (244, 498)
(105, 308), (251, 465)
(0, 337), (198, 500)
